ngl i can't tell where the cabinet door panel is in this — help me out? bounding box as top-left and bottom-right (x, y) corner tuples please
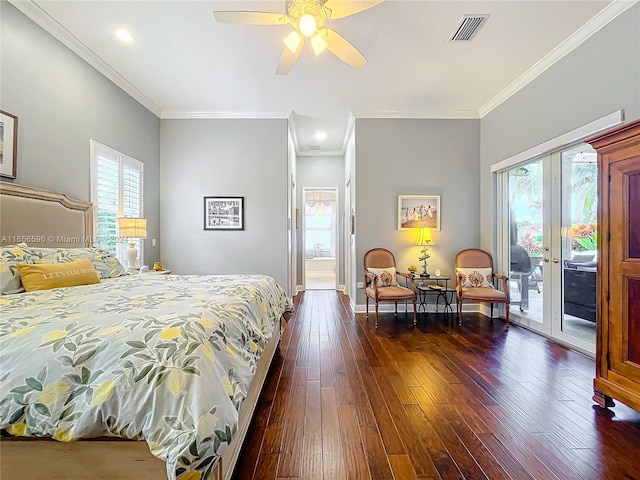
(629, 172), (640, 258)
(628, 278), (640, 365)
(608, 156), (640, 383)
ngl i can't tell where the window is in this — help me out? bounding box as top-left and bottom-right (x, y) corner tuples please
(90, 140), (144, 265)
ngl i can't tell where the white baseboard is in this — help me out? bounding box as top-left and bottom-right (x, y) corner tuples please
(353, 303), (481, 314)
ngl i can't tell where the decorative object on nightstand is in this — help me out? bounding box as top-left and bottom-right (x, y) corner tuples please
(408, 265), (418, 275)
(118, 217), (147, 273)
(434, 268), (442, 277)
(415, 227), (436, 278)
(153, 261), (163, 271)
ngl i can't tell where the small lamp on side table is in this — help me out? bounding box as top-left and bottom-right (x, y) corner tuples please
(118, 217), (147, 273)
(416, 227), (436, 278)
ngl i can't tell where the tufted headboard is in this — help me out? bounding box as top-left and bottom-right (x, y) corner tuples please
(0, 182), (93, 247)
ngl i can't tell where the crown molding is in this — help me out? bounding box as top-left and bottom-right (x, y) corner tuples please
(164, 109), (479, 120)
(479, 0), (638, 118)
(355, 109), (480, 119)
(161, 110), (289, 119)
(10, 0), (162, 117)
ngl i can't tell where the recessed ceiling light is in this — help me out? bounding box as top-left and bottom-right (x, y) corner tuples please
(115, 28), (134, 44)
(315, 130), (327, 141)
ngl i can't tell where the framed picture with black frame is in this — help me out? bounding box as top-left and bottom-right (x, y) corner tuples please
(204, 196), (244, 230)
(0, 110), (18, 179)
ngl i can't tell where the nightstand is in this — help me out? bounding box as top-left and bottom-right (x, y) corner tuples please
(141, 269), (171, 275)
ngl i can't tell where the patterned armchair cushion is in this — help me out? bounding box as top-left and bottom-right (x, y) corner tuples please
(457, 267), (494, 288)
(0, 244), (34, 294)
(367, 267), (398, 287)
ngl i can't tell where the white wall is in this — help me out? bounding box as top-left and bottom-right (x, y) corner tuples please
(480, 4), (640, 256)
(160, 119), (289, 291)
(0, 3), (161, 267)
(354, 119), (481, 307)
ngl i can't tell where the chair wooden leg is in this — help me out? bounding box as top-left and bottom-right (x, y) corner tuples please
(375, 303), (379, 328)
(412, 300), (417, 325)
(505, 302), (510, 328)
(394, 302), (397, 316)
(490, 303), (494, 319)
(457, 298), (463, 325)
(366, 297), (369, 321)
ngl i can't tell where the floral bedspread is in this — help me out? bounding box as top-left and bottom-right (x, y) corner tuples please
(0, 274), (294, 480)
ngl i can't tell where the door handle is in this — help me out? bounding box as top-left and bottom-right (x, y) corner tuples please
(551, 257), (559, 263)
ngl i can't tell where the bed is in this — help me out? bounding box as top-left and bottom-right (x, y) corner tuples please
(0, 182), (294, 480)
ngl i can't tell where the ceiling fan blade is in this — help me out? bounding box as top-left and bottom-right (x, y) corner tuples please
(322, 0), (384, 20)
(322, 29), (367, 68)
(276, 42), (304, 75)
(213, 11), (287, 25)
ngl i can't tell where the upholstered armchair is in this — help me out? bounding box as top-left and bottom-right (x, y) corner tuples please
(363, 248), (417, 328)
(455, 248), (510, 326)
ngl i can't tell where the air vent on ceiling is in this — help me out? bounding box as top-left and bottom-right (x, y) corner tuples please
(307, 145), (321, 150)
(450, 14), (489, 42)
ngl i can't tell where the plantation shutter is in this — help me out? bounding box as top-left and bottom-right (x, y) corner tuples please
(90, 141), (144, 262)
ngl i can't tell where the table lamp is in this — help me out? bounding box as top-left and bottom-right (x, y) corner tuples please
(416, 227), (436, 278)
(118, 217), (147, 272)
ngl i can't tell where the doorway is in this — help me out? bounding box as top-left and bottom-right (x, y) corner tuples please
(499, 143), (597, 353)
(303, 188), (338, 290)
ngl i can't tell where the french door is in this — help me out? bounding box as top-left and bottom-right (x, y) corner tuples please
(499, 144), (598, 354)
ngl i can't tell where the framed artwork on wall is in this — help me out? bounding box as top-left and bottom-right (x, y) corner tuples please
(398, 195), (440, 231)
(204, 196), (244, 230)
(0, 110), (18, 179)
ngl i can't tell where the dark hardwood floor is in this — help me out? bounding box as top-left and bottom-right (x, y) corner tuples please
(233, 290), (640, 480)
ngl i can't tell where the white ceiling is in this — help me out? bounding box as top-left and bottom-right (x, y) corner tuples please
(13, 0), (633, 155)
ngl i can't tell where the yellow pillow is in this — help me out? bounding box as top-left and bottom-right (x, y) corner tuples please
(16, 258), (101, 292)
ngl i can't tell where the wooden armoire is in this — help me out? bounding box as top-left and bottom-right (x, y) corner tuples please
(587, 118), (640, 412)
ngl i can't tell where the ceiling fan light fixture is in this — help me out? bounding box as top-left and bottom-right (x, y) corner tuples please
(311, 33), (328, 55)
(284, 31), (302, 53)
(298, 13), (317, 37)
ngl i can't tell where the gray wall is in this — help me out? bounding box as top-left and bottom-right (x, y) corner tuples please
(480, 4), (640, 254)
(0, 3), (161, 267)
(296, 155), (345, 286)
(160, 119), (289, 290)
(354, 119), (481, 306)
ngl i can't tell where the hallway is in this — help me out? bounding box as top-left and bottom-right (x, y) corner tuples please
(234, 290), (640, 480)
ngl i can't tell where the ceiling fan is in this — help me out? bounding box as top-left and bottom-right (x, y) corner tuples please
(213, 0), (384, 75)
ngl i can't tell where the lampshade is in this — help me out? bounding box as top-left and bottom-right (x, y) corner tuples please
(416, 227), (436, 246)
(311, 33), (328, 55)
(118, 218), (147, 238)
(284, 31), (302, 53)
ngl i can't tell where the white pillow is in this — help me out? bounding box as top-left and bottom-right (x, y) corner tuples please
(457, 267), (494, 288)
(368, 267), (398, 287)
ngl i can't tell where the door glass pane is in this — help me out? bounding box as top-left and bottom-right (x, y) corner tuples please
(508, 160), (544, 323)
(560, 146), (597, 343)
